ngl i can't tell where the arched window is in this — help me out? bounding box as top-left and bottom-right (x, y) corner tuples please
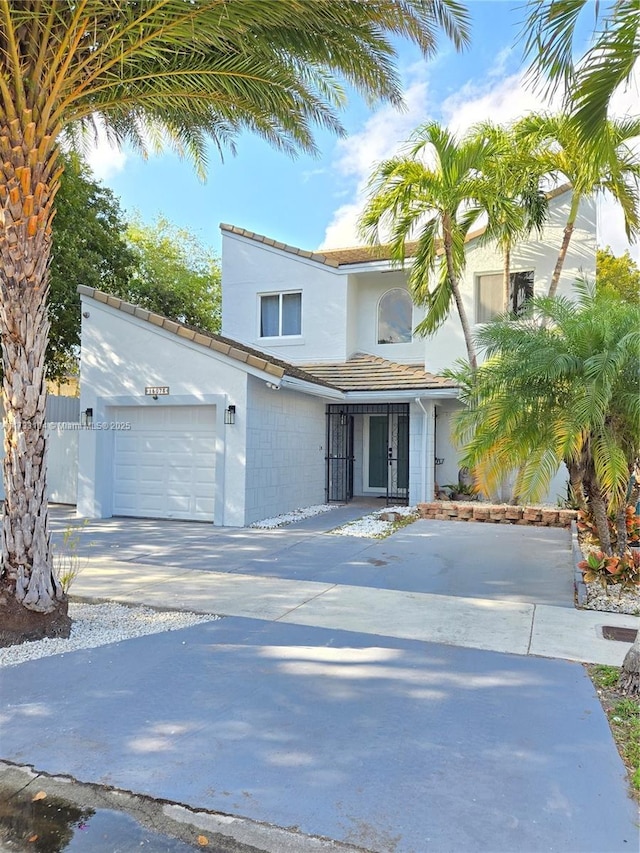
(378, 289), (412, 344)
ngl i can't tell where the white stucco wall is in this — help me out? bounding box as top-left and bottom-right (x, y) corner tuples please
(244, 376), (326, 523)
(408, 401), (434, 505)
(434, 402), (463, 490)
(222, 192), (595, 378)
(432, 400), (569, 505)
(222, 232), (349, 363)
(78, 297), (250, 525)
(346, 271), (427, 362)
(421, 194), (597, 374)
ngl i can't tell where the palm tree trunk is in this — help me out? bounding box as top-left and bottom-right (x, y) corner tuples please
(547, 195), (579, 299)
(613, 504), (628, 556)
(503, 245), (511, 312)
(618, 636), (640, 697)
(566, 459), (587, 511)
(444, 244), (477, 370)
(0, 114), (70, 636)
(583, 468), (613, 555)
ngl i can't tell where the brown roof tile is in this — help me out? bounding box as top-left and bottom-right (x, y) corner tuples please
(299, 353), (457, 392)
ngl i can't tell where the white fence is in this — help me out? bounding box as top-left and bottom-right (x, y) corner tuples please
(0, 396), (79, 504)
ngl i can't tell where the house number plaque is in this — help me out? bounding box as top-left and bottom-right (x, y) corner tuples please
(145, 386), (169, 396)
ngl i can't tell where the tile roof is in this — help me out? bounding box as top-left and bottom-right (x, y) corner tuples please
(77, 286), (339, 390)
(220, 183), (572, 269)
(79, 288), (455, 395)
(299, 353), (457, 392)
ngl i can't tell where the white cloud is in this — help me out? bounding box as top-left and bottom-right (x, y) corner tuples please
(319, 54), (639, 259)
(318, 60), (556, 248)
(85, 129), (127, 181)
(440, 72), (554, 136)
(319, 67), (433, 248)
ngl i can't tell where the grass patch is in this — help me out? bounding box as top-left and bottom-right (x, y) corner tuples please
(588, 665), (640, 799)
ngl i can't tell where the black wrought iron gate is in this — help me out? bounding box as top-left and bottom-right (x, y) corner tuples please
(326, 403), (409, 504)
(326, 409), (354, 502)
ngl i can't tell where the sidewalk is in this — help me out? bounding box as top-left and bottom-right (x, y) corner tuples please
(72, 555), (639, 666)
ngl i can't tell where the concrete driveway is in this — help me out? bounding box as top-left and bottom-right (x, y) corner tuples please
(1, 504), (636, 852)
(49, 504), (574, 606)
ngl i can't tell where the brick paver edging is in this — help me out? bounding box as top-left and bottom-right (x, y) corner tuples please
(417, 501), (577, 528)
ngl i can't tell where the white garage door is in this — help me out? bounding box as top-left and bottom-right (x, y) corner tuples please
(112, 405), (216, 521)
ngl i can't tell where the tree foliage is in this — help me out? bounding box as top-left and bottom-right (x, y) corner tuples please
(48, 163), (221, 380)
(596, 247), (640, 305)
(359, 121), (500, 369)
(470, 121), (548, 308)
(48, 153), (136, 380)
(123, 216), (221, 334)
(449, 282), (640, 555)
(524, 0), (640, 137)
(514, 112), (640, 297)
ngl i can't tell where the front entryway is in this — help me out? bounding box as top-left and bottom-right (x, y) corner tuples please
(326, 403), (409, 504)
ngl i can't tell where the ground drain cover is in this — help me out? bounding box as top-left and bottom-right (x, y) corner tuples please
(602, 626), (638, 643)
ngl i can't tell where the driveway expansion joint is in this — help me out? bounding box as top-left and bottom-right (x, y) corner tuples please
(273, 583), (339, 622)
(527, 603), (537, 655)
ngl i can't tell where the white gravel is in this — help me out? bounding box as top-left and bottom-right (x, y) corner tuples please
(331, 505), (419, 538)
(582, 583), (640, 616)
(249, 504), (336, 529)
(0, 602), (219, 668)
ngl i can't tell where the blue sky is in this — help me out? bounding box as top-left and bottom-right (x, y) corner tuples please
(88, 1), (639, 261)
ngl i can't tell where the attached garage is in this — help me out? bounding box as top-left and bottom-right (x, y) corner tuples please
(77, 285), (331, 526)
(112, 405), (216, 521)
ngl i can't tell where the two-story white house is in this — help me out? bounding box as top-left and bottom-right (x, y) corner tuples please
(77, 185), (596, 525)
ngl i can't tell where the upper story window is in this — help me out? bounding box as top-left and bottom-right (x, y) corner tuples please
(476, 271), (534, 323)
(260, 291), (302, 337)
(378, 288), (413, 344)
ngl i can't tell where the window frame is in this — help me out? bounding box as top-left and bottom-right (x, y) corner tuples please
(377, 287), (414, 345)
(475, 270), (535, 324)
(258, 290), (302, 339)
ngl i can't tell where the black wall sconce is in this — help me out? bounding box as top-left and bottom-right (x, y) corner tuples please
(224, 404), (236, 425)
(82, 407), (93, 427)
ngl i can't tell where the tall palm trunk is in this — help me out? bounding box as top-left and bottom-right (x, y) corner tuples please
(503, 245), (511, 312)
(0, 112), (69, 628)
(548, 195), (580, 298)
(566, 459), (587, 511)
(444, 241), (477, 370)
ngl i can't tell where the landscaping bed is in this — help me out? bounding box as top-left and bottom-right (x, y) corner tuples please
(418, 501), (576, 528)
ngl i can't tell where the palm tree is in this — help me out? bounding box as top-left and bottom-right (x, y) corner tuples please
(471, 121), (548, 312)
(452, 283), (640, 698)
(450, 281), (640, 555)
(0, 1), (470, 640)
(359, 121), (502, 370)
(524, 0), (640, 138)
(515, 113), (640, 299)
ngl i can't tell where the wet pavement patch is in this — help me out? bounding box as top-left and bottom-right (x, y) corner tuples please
(0, 766), (267, 853)
(0, 792), (200, 852)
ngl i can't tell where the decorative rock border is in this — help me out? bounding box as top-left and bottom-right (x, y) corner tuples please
(417, 501), (577, 529)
